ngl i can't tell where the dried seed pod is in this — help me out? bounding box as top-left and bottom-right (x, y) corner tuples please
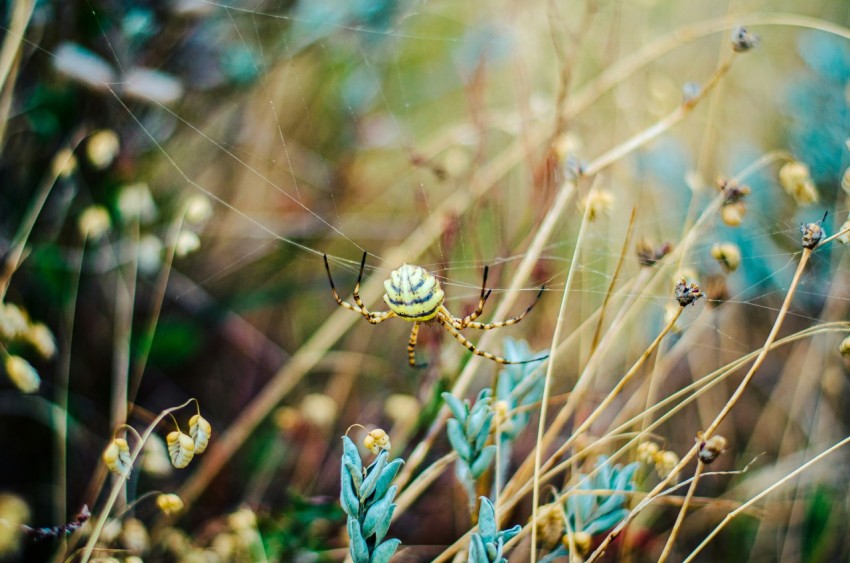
(840, 336), (850, 357)
(654, 450), (680, 479)
(717, 177), (750, 204)
(363, 428), (391, 455)
(801, 213), (827, 249)
(675, 279), (703, 307)
(636, 441), (661, 465)
(731, 26), (760, 52)
(103, 438), (132, 475)
(698, 435), (728, 464)
(636, 237), (673, 267)
(721, 201), (746, 227)
(167, 431), (195, 469)
(562, 531), (592, 558)
(711, 243), (742, 272)
(189, 414), (212, 455)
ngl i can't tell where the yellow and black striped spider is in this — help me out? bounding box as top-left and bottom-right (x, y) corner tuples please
(323, 252), (547, 367)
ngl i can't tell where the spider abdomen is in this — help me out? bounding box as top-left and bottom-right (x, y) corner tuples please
(383, 264), (445, 321)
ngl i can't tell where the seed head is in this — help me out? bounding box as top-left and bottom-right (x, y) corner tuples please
(711, 243), (742, 272)
(800, 213), (827, 249)
(779, 161), (818, 205)
(363, 428), (391, 455)
(675, 279), (703, 307)
(697, 433), (728, 465)
(731, 26), (760, 52)
(4, 355), (40, 394)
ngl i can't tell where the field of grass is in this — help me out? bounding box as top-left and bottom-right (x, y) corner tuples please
(2, 1), (850, 561)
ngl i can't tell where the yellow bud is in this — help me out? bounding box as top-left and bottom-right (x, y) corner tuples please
(363, 429), (391, 455)
(710, 243), (742, 272)
(721, 201), (746, 227)
(4, 355), (40, 394)
(189, 414), (212, 454)
(103, 438), (132, 475)
(156, 493), (184, 516)
(167, 431), (195, 469)
(779, 161), (818, 205)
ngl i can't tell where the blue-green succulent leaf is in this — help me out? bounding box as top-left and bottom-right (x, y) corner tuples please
(497, 524), (521, 544)
(362, 485), (397, 537)
(448, 418), (473, 461)
(473, 413), (494, 452)
(583, 507), (629, 536)
(371, 538), (401, 563)
(360, 450), (388, 501)
(468, 533), (488, 563)
(478, 497), (497, 541)
(374, 503), (396, 545)
(373, 458), (404, 501)
(345, 460), (363, 490)
(470, 445), (496, 478)
(347, 518), (370, 563)
(343, 436), (363, 475)
(341, 466), (360, 517)
(442, 392), (469, 422)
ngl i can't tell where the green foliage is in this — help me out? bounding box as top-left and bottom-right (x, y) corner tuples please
(468, 497), (520, 563)
(541, 456), (639, 561)
(259, 493), (344, 562)
(340, 436), (403, 563)
(443, 389), (496, 510)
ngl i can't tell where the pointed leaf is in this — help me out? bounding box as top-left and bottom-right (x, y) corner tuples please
(347, 518), (370, 563)
(373, 458), (404, 501)
(360, 450), (389, 501)
(343, 436), (363, 475)
(470, 445), (496, 478)
(448, 418), (472, 461)
(341, 467), (360, 517)
(468, 533), (488, 563)
(473, 413), (494, 452)
(583, 507), (629, 536)
(442, 392), (468, 422)
(485, 541), (499, 562)
(374, 503), (396, 545)
(346, 460), (363, 490)
(362, 485), (397, 537)
(496, 524), (521, 544)
(478, 497), (497, 541)
(371, 538), (401, 563)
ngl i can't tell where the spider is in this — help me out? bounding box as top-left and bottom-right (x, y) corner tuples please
(323, 252), (547, 367)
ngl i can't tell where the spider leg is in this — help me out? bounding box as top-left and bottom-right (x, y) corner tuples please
(407, 322), (427, 368)
(436, 312), (546, 365)
(458, 265), (493, 329)
(465, 285), (545, 330)
(323, 253), (394, 324)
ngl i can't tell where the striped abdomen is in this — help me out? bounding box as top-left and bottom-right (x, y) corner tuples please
(383, 264), (445, 321)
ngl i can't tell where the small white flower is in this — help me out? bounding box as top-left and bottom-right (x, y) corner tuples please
(86, 130), (120, 169)
(117, 183), (157, 223)
(4, 355), (40, 393)
(24, 323), (57, 359)
(78, 206), (111, 239)
(0, 303), (29, 341)
(137, 234), (164, 274)
(184, 195), (213, 225)
(175, 231), (201, 258)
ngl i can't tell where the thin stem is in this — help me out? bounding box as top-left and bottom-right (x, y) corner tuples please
(587, 248), (813, 562)
(683, 435), (850, 562)
(530, 181), (594, 562)
(80, 399), (195, 563)
(658, 460), (704, 563)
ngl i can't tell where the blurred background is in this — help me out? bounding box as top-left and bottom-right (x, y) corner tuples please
(1, 0), (850, 561)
